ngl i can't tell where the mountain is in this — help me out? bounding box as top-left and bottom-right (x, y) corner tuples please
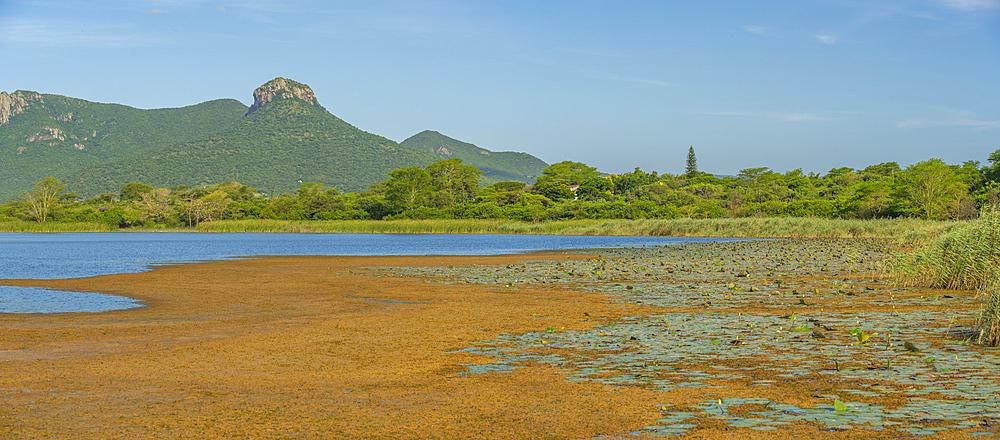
(1, 78), (548, 201)
(400, 130), (547, 185)
(63, 78), (440, 196)
(0, 91), (246, 200)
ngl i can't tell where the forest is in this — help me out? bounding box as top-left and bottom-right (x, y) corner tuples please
(2, 149), (997, 229)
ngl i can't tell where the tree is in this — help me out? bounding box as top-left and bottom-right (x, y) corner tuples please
(535, 161), (599, 186)
(577, 177), (614, 201)
(984, 149), (1000, 183)
(895, 159), (968, 219)
(685, 146), (698, 177)
(183, 190), (233, 225)
(23, 177), (67, 222)
(138, 188), (175, 222)
(120, 182), (154, 201)
(535, 181), (574, 202)
(613, 168), (659, 198)
(426, 158), (482, 207)
(384, 166), (432, 211)
(737, 167), (772, 203)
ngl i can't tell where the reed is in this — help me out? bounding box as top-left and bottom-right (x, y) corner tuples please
(892, 210), (1000, 290)
(195, 217), (956, 240)
(890, 210), (1000, 345)
(0, 221), (113, 232)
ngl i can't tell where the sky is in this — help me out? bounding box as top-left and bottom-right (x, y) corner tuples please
(1, 0), (998, 176)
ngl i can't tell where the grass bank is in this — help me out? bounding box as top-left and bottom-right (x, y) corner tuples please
(0, 221), (113, 232)
(195, 217), (958, 241)
(0, 217), (959, 242)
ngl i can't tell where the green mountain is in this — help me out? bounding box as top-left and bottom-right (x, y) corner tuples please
(1, 78), (549, 200)
(63, 78), (440, 196)
(0, 91), (246, 201)
(400, 130), (547, 185)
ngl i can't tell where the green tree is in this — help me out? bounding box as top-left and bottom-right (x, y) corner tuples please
(23, 177), (67, 222)
(845, 180), (893, 219)
(535, 161), (599, 186)
(120, 182), (154, 201)
(138, 188), (175, 223)
(577, 177), (614, 201)
(182, 190), (233, 225)
(535, 181), (574, 202)
(895, 159), (968, 219)
(426, 158), (482, 207)
(984, 149), (1000, 183)
(385, 166), (433, 211)
(685, 146), (698, 177)
(613, 168), (659, 198)
(737, 167), (772, 203)
(862, 162), (901, 182)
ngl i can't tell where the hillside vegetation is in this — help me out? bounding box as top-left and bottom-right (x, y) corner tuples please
(400, 130), (547, 185)
(64, 89), (439, 196)
(0, 78), (544, 201)
(0, 92), (246, 200)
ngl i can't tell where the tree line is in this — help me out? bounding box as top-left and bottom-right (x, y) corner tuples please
(3, 151), (998, 228)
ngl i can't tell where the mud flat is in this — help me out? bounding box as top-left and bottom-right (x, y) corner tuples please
(1, 239), (997, 438)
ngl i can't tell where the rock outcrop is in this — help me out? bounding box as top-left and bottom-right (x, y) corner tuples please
(246, 78), (318, 115)
(0, 91), (33, 126)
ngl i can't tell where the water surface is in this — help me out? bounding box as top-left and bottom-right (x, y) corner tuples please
(0, 233), (744, 313)
(0, 232), (742, 280)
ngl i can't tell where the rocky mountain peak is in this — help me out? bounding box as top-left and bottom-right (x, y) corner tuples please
(246, 78), (318, 115)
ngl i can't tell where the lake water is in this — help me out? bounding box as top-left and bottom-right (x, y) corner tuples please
(0, 232), (743, 313)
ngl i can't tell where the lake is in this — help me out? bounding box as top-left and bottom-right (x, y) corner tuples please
(0, 232), (744, 313)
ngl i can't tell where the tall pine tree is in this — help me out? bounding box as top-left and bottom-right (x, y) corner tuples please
(685, 146), (698, 177)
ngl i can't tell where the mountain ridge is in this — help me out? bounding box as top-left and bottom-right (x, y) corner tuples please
(61, 79), (441, 196)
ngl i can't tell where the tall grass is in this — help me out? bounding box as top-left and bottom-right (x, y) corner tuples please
(0, 221), (113, 232)
(891, 210), (1000, 345)
(197, 217), (956, 241)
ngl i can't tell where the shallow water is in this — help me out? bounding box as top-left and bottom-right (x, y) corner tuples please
(392, 239), (1000, 437)
(0, 232), (744, 313)
(0, 232), (743, 280)
(0, 286), (144, 313)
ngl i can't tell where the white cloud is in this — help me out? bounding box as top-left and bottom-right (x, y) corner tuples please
(934, 0), (1000, 11)
(741, 26), (769, 36)
(898, 107), (1000, 130)
(815, 34), (837, 44)
(694, 110), (827, 122)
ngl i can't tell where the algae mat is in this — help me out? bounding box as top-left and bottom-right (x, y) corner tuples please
(0, 240), (997, 438)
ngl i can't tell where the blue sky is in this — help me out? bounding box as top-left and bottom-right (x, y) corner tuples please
(1, 0), (997, 176)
